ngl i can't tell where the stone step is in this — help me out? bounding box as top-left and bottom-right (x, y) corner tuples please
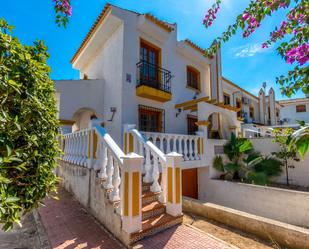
(129, 213), (183, 244)
(142, 182), (151, 192)
(142, 201), (166, 221)
(142, 190), (160, 206)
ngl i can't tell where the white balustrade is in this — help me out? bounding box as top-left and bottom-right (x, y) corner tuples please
(142, 132), (202, 162)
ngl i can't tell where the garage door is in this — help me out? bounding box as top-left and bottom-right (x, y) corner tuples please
(182, 168), (198, 199)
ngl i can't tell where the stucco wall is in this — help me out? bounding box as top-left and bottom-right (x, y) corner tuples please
(251, 138), (309, 187)
(55, 80), (104, 121)
(183, 197), (309, 249)
(198, 168), (309, 228)
(280, 101), (309, 125)
(56, 160), (130, 245)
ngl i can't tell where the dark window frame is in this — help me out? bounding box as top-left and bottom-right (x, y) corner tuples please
(138, 105), (165, 132)
(223, 93), (231, 105)
(187, 115), (198, 135)
(296, 104), (306, 113)
(186, 66), (200, 91)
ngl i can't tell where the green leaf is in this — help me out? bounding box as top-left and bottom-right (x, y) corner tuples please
(5, 197), (20, 203)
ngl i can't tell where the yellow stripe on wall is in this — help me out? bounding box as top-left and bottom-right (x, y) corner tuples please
(124, 172), (129, 216)
(198, 138), (201, 155)
(93, 131), (97, 159)
(129, 133), (134, 153)
(124, 133), (128, 154)
(175, 168), (180, 204)
(132, 172), (140, 216)
(168, 167), (173, 203)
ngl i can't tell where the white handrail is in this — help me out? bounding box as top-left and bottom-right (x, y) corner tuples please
(130, 129), (166, 163)
(94, 126), (125, 165)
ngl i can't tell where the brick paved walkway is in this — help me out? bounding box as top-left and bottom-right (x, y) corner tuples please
(39, 188), (124, 249)
(39, 187), (234, 249)
(133, 225), (233, 249)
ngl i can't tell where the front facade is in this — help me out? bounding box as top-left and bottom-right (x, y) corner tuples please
(55, 3), (307, 203)
(57, 4), (241, 145)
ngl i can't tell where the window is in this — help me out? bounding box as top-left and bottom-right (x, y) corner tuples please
(223, 93), (230, 105)
(187, 66), (200, 91)
(236, 98), (242, 118)
(249, 106), (254, 119)
(187, 115), (198, 135)
(296, 105), (306, 113)
(139, 105), (165, 132)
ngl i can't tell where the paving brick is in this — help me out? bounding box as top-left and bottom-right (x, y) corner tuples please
(39, 187), (234, 249)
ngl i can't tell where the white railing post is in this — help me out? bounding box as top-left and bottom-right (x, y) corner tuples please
(166, 136), (171, 153)
(104, 151), (114, 189)
(121, 153), (143, 234)
(165, 152), (182, 217)
(150, 156), (161, 193)
(183, 137), (189, 160)
(98, 142), (108, 179)
(143, 147), (152, 183)
(110, 160), (121, 202)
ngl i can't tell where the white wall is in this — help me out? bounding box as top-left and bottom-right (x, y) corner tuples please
(198, 170), (309, 228)
(280, 101), (309, 125)
(55, 80), (104, 121)
(251, 138), (309, 187)
(80, 21), (125, 145)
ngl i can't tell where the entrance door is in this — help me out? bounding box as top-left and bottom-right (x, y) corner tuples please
(182, 168), (198, 199)
(140, 40), (160, 88)
(187, 115), (198, 135)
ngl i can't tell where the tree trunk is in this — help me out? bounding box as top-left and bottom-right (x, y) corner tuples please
(285, 159), (289, 186)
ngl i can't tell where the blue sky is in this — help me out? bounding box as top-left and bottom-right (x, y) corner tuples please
(1, 0), (303, 100)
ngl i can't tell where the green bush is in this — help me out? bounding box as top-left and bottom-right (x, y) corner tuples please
(212, 134), (282, 185)
(0, 19), (59, 230)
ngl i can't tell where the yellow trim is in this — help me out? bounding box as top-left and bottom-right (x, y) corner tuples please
(124, 133), (127, 154)
(92, 131), (97, 159)
(202, 138), (204, 154)
(129, 133), (134, 153)
(195, 120), (210, 126)
(59, 119), (75, 125)
(88, 131), (91, 158)
(132, 172), (140, 217)
(175, 168), (180, 204)
(175, 96), (209, 109)
(136, 85), (172, 102)
(124, 172), (129, 216)
(168, 167), (173, 203)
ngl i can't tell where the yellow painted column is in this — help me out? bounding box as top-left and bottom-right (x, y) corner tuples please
(121, 153), (143, 234)
(165, 152), (183, 217)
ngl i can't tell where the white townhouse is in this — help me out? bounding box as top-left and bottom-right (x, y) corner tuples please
(55, 5), (309, 240)
(55, 3), (304, 202)
(278, 97), (309, 126)
(56, 3), (245, 200)
(56, 3), (246, 143)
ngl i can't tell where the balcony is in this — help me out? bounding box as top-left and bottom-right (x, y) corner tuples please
(136, 60), (172, 102)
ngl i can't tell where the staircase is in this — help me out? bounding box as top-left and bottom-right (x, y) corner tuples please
(130, 180), (183, 244)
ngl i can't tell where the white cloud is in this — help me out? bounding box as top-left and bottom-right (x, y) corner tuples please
(232, 43), (271, 58)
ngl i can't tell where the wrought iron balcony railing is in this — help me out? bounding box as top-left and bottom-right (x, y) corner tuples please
(136, 60), (172, 93)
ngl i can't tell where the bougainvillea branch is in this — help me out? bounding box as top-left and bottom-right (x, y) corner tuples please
(203, 0), (308, 97)
(53, 0), (72, 27)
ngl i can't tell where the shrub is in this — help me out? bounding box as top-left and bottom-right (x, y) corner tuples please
(212, 134), (282, 185)
(0, 19), (59, 231)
